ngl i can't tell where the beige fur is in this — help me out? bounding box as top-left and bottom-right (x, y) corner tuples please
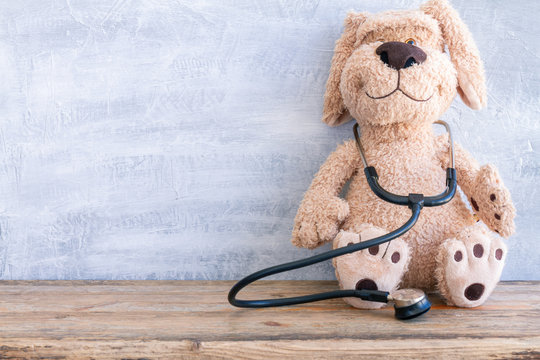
(292, 0), (515, 308)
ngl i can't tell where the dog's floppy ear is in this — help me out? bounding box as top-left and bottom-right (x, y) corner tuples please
(322, 12), (368, 126)
(421, 0), (487, 110)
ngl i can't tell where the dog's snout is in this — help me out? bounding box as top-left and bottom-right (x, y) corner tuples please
(376, 42), (427, 71)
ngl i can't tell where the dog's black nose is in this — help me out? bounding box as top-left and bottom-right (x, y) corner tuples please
(376, 41), (427, 70)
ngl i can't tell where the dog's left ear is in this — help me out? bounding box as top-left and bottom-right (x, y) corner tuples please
(421, 0), (487, 110)
(322, 12), (368, 126)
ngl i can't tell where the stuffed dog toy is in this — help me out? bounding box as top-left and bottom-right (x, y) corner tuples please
(291, 0), (516, 308)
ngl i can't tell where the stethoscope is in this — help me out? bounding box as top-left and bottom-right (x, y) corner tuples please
(229, 120), (457, 320)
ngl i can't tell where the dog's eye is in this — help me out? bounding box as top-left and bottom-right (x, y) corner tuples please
(405, 38), (416, 45)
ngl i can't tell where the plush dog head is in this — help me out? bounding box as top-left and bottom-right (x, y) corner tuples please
(323, 0), (486, 127)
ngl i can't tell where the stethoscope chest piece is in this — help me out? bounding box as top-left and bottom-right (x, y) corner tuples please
(389, 288), (431, 320)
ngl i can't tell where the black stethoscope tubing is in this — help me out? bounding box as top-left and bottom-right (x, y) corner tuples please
(228, 121), (456, 309)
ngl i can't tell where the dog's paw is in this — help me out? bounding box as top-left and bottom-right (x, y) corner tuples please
(469, 164), (516, 237)
(436, 224), (507, 307)
(333, 226), (409, 309)
(291, 195), (349, 249)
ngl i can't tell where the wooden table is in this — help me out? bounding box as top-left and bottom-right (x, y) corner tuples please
(0, 280), (538, 359)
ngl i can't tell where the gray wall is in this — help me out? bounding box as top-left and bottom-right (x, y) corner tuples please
(0, 0), (538, 280)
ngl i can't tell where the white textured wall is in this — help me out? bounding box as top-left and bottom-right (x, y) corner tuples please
(0, 0), (538, 280)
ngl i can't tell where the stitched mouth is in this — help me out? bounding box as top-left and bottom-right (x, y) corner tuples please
(366, 88), (433, 102)
(365, 71), (433, 102)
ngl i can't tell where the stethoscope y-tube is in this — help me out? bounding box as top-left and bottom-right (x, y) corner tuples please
(228, 121), (457, 319)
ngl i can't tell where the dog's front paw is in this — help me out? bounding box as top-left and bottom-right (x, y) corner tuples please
(291, 195), (349, 249)
(469, 164), (516, 237)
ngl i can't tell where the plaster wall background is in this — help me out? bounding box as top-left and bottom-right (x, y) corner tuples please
(0, 0), (538, 280)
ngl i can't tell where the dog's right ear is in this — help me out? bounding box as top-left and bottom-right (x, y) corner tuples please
(421, 0), (487, 110)
(322, 12), (368, 127)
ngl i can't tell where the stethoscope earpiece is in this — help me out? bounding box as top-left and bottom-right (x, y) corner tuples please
(388, 288), (431, 320)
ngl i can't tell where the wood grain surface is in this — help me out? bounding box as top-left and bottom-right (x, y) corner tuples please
(0, 280), (538, 359)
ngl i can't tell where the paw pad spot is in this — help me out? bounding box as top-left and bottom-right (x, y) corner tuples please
(470, 197), (480, 211)
(494, 213), (501, 220)
(490, 194), (496, 201)
(391, 252), (400, 263)
(473, 244), (484, 258)
(464, 283), (485, 301)
(356, 278), (378, 291)
(454, 250), (463, 262)
(368, 245), (379, 255)
(495, 248), (503, 260)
